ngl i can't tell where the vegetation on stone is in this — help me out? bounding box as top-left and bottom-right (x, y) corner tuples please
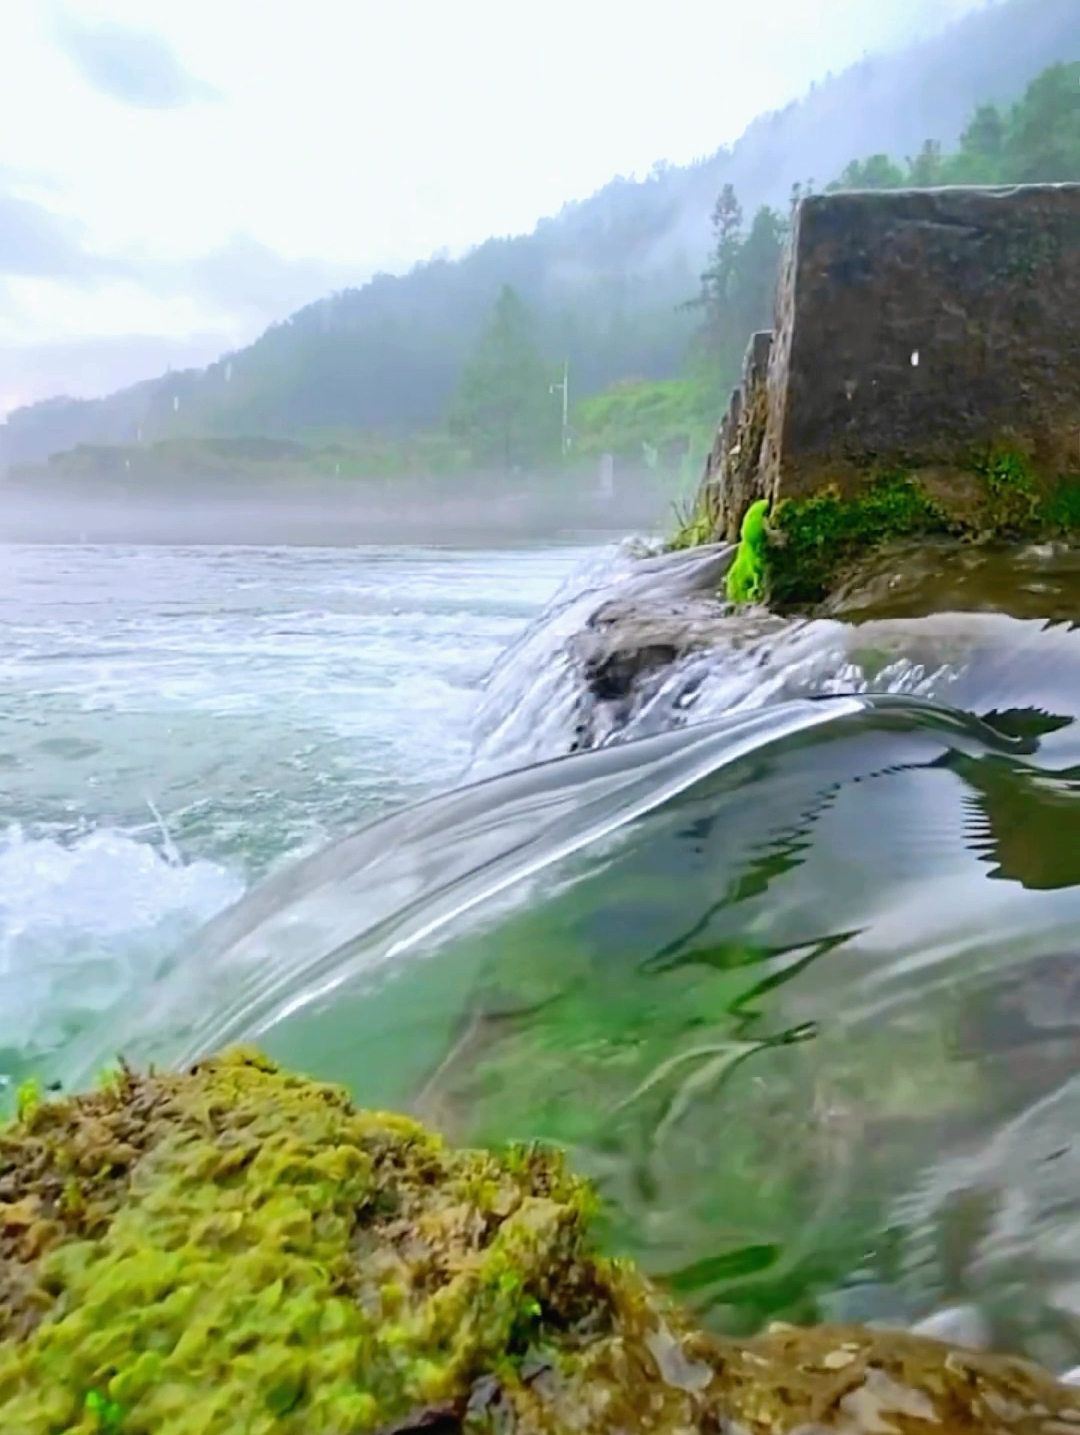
(759, 459), (1080, 611)
(1, 1048), (1076, 1433)
(682, 176), (1080, 611)
(0, 1048), (611, 1433)
(764, 475), (950, 609)
(724, 498), (771, 604)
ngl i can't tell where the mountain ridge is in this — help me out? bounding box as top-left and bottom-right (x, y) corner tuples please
(3, 0), (1079, 470)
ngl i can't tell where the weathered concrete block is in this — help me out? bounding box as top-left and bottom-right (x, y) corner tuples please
(705, 185), (1080, 608)
(701, 329), (773, 541)
(762, 184), (1080, 499)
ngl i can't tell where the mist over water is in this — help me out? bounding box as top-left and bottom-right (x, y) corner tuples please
(0, 467), (677, 546)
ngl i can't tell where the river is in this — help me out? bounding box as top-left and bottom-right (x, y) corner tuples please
(5, 537), (1080, 1374)
(0, 542), (587, 1070)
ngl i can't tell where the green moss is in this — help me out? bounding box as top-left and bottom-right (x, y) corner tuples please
(0, 1050), (1075, 1433)
(973, 447), (1040, 533)
(764, 472), (949, 608)
(85, 1388), (123, 1430)
(15, 1079), (42, 1124)
(724, 498), (770, 604)
(759, 449), (1080, 608)
(1042, 476), (1080, 530)
(714, 445), (1080, 610)
(0, 1050), (622, 1434)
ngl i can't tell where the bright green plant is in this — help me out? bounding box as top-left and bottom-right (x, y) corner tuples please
(725, 498), (770, 603)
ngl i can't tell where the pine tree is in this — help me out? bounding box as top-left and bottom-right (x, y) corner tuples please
(448, 286), (555, 471)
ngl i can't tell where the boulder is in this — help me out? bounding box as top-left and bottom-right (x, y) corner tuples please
(1, 1049), (1079, 1433)
(702, 185), (1080, 609)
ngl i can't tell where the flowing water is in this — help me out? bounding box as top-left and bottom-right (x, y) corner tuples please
(6, 537), (1080, 1374)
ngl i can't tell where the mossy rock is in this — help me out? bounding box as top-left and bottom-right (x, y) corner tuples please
(0, 1050), (1075, 1433)
(714, 452), (1080, 612)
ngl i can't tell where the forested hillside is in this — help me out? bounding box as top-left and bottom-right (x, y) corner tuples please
(3, 0), (1079, 474)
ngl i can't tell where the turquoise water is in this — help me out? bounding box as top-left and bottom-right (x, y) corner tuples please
(0, 541), (590, 1072)
(7, 538), (1080, 1371)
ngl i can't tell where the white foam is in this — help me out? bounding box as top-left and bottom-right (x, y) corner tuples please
(0, 825), (242, 1061)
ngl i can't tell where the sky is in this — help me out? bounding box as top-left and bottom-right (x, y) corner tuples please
(0, 0), (984, 415)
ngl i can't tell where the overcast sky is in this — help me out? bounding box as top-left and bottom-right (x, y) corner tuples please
(0, 0), (983, 414)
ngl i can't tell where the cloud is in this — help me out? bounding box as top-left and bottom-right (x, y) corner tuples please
(0, 179), (355, 327)
(0, 228), (377, 411)
(52, 10), (222, 110)
(0, 191), (123, 283)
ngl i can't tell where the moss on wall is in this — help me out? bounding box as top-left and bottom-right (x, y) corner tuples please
(725, 498), (771, 603)
(753, 452), (1080, 610)
(763, 473), (950, 609)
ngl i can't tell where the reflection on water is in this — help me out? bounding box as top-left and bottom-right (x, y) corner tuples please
(53, 655), (1080, 1370)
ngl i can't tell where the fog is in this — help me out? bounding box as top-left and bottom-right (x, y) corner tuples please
(0, 468), (677, 547)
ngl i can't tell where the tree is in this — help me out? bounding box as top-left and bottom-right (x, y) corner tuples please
(961, 105), (1006, 164)
(907, 139), (944, 187)
(694, 185), (744, 364)
(689, 188), (789, 405)
(828, 154), (907, 191)
(1003, 61), (1080, 183)
(940, 105), (1006, 184)
(833, 61), (1080, 193)
(447, 286), (556, 471)
(735, 207), (787, 333)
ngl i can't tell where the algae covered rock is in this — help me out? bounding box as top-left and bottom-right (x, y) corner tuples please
(0, 1049), (1076, 1434)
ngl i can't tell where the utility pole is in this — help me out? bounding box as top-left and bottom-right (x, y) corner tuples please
(549, 359), (569, 458)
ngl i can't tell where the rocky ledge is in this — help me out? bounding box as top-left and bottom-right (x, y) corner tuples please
(1, 1048), (1078, 1434)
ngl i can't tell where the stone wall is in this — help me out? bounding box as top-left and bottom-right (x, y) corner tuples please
(701, 328), (773, 541)
(699, 183), (1080, 606)
(761, 183), (1080, 507)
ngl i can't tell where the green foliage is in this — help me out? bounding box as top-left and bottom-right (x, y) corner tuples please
(998, 61), (1080, 182)
(970, 449), (1080, 537)
(728, 453), (1080, 610)
(85, 1388), (123, 1430)
(447, 285), (560, 471)
(974, 448), (1041, 532)
(669, 485), (720, 551)
(766, 475), (950, 608)
(688, 189), (790, 403)
(26, 431), (474, 485)
(725, 499), (771, 604)
(15, 1079), (41, 1124)
(827, 155), (907, 191)
(833, 61), (1080, 191)
(573, 376), (712, 462)
(1043, 477), (1080, 529)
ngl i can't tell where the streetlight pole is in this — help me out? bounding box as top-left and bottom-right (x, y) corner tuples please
(549, 360), (569, 458)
